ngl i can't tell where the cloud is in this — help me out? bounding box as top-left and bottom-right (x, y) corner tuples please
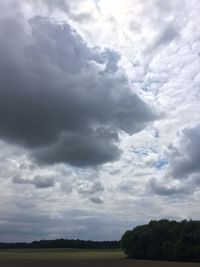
(0, 207), (137, 242)
(60, 181), (73, 194)
(78, 181), (104, 195)
(154, 25), (179, 46)
(35, 0), (94, 23)
(148, 125), (200, 196)
(145, 24), (179, 54)
(0, 7), (156, 168)
(119, 180), (144, 195)
(12, 175), (55, 189)
(90, 196), (104, 204)
(33, 128), (122, 167)
(148, 178), (190, 196)
(70, 12), (92, 22)
(167, 124), (200, 179)
(37, 0), (69, 12)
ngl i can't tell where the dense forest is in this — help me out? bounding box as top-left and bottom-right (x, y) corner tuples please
(121, 219), (200, 262)
(0, 239), (119, 249)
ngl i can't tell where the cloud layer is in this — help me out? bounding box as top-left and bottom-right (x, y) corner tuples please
(0, 0), (200, 242)
(0, 8), (155, 167)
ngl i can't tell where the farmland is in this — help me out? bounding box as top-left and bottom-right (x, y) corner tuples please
(0, 248), (124, 260)
(0, 249), (199, 267)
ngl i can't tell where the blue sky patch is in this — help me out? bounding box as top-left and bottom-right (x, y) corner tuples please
(154, 159), (168, 170)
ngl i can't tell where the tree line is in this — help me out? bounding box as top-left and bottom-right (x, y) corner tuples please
(0, 239), (119, 249)
(121, 219), (200, 262)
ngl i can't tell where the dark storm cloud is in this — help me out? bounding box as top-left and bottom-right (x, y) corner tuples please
(12, 175), (55, 188)
(0, 5), (156, 167)
(33, 128), (121, 167)
(168, 124), (200, 179)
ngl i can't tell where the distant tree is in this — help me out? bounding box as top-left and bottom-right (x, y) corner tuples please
(121, 219), (200, 262)
(121, 230), (133, 256)
(0, 239), (120, 250)
(162, 240), (174, 260)
(174, 239), (185, 259)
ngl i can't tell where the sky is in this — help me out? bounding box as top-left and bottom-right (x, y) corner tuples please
(0, 0), (200, 242)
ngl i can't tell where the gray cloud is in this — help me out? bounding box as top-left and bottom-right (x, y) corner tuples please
(155, 0), (172, 13)
(33, 128), (121, 167)
(90, 196), (104, 204)
(12, 175), (55, 188)
(119, 180), (140, 194)
(145, 24), (179, 54)
(0, 207), (137, 242)
(78, 181), (104, 195)
(61, 181), (73, 194)
(149, 125), (200, 196)
(0, 7), (156, 167)
(155, 25), (178, 46)
(167, 124), (200, 179)
(191, 176), (200, 187)
(37, 0), (93, 22)
(148, 178), (190, 196)
(70, 12), (93, 22)
(39, 0), (69, 12)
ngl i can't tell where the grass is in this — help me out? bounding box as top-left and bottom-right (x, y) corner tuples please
(0, 248), (125, 261)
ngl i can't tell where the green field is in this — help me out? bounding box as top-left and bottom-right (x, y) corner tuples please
(0, 248), (125, 261)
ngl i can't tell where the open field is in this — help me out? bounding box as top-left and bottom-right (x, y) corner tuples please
(0, 248), (124, 260)
(0, 249), (199, 267)
(0, 259), (200, 267)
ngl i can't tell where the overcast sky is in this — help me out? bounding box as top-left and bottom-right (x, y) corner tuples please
(0, 0), (200, 242)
